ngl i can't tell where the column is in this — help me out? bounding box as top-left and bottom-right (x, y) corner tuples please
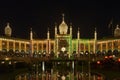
(42, 61), (45, 72)
(112, 41), (114, 51)
(19, 42), (21, 52)
(0, 40), (2, 51)
(56, 39), (58, 58)
(7, 41), (9, 51)
(46, 41), (48, 53)
(54, 42), (55, 54)
(42, 42), (43, 52)
(106, 42), (108, 52)
(88, 41), (90, 52)
(13, 41), (15, 52)
(69, 38), (71, 58)
(83, 43), (85, 53)
(24, 43), (26, 52)
(49, 40), (51, 53)
(100, 43), (102, 52)
(36, 43), (38, 52)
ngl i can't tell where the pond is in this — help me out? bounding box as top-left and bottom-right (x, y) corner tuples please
(15, 61), (104, 80)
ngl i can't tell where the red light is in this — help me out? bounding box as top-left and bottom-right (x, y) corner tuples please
(97, 61), (100, 64)
(109, 55), (113, 58)
(118, 58), (120, 62)
(97, 76), (101, 80)
(105, 56), (108, 59)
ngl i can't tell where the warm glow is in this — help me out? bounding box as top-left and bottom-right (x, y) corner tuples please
(109, 55), (113, 58)
(97, 61), (100, 64)
(1, 61), (5, 64)
(9, 61), (12, 64)
(118, 58), (120, 62)
(5, 57), (10, 60)
(61, 47), (66, 52)
(105, 56), (108, 59)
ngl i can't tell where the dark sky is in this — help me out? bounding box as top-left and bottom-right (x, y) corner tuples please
(0, 0), (120, 39)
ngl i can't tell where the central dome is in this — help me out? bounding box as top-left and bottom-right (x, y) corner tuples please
(5, 22), (12, 37)
(59, 14), (68, 34)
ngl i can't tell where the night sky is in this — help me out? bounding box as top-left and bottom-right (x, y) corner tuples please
(0, 0), (120, 39)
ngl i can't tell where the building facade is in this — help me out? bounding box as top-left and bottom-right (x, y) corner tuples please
(0, 15), (120, 57)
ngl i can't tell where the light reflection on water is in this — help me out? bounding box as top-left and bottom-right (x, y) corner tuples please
(15, 61), (104, 80)
(16, 72), (103, 80)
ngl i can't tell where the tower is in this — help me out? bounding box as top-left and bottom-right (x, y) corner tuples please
(59, 14), (68, 34)
(55, 14), (72, 58)
(30, 28), (33, 40)
(30, 28), (33, 55)
(77, 27), (80, 53)
(55, 23), (57, 37)
(47, 28), (50, 39)
(70, 23), (72, 37)
(94, 28), (97, 53)
(47, 28), (50, 54)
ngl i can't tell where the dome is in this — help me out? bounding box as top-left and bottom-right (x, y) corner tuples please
(59, 14), (68, 34)
(5, 23), (12, 37)
(114, 24), (120, 37)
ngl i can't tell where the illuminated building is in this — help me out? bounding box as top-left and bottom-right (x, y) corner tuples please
(0, 14), (120, 57)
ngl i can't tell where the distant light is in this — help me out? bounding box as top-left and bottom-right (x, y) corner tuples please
(58, 62), (60, 64)
(97, 76), (101, 80)
(80, 52), (84, 54)
(9, 61), (11, 65)
(86, 52), (88, 55)
(118, 58), (120, 62)
(39, 52), (41, 54)
(112, 55), (115, 58)
(43, 52), (46, 54)
(97, 61), (100, 64)
(109, 55), (113, 58)
(14, 61), (17, 63)
(1, 61), (5, 64)
(61, 47), (66, 52)
(105, 56), (108, 59)
(5, 57), (10, 60)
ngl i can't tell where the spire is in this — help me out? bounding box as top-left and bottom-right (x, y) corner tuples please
(70, 23), (72, 36)
(77, 27), (80, 39)
(94, 27), (97, 40)
(55, 22), (57, 36)
(94, 27), (97, 54)
(47, 27), (50, 39)
(30, 28), (33, 40)
(62, 13), (65, 22)
(7, 22), (10, 26)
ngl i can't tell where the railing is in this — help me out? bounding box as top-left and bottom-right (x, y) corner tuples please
(0, 51), (120, 64)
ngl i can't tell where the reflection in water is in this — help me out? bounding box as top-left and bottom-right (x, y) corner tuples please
(15, 61), (104, 80)
(42, 61), (45, 72)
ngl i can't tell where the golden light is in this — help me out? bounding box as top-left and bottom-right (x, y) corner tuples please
(5, 57), (10, 60)
(61, 47), (66, 52)
(105, 56), (108, 59)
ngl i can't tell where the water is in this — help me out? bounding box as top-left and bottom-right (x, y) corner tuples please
(15, 61), (104, 80)
(15, 72), (103, 80)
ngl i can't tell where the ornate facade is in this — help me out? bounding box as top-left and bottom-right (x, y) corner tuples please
(0, 15), (120, 57)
